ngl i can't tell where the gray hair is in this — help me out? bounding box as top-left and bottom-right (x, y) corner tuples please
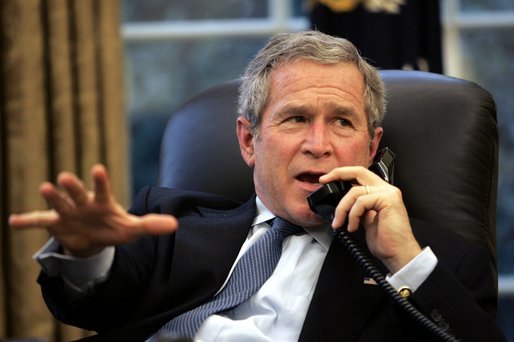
(238, 30), (385, 138)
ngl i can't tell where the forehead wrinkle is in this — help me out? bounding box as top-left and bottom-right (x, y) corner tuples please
(284, 73), (365, 105)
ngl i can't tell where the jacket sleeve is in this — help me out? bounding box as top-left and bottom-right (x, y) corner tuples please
(411, 239), (506, 341)
(37, 186), (168, 331)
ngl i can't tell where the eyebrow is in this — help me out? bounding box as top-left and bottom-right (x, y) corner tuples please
(278, 104), (311, 117)
(278, 103), (359, 119)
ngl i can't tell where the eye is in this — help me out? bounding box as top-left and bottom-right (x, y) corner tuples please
(285, 116), (306, 123)
(336, 118), (351, 127)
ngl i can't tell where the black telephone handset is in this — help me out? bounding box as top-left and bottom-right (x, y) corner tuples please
(307, 148), (458, 342)
(307, 147), (395, 222)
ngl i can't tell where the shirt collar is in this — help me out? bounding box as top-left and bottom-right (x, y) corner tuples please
(252, 196), (334, 250)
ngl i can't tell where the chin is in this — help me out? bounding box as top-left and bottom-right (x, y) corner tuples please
(289, 207), (326, 227)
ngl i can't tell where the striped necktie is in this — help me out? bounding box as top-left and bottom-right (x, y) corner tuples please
(153, 217), (303, 340)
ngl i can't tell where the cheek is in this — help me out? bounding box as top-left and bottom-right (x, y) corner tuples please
(252, 143), (279, 191)
(254, 133), (293, 170)
(252, 136), (295, 199)
(337, 139), (371, 166)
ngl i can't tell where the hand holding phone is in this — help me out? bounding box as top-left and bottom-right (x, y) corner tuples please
(308, 148), (394, 223)
(308, 148), (421, 274)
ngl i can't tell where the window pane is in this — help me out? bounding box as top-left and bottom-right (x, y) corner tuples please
(125, 37), (267, 193)
(498, 298), (514, 340)
(461, 0), (514, 11)
(292, 0), (308, 17)
(122, 0), (267, 21)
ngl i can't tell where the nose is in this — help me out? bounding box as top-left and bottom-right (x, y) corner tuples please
(302, 122), (333, 158)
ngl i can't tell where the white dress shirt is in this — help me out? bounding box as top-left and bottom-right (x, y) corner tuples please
(35, 197), (437, 341)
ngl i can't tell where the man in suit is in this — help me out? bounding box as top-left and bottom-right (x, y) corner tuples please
(10, 31), (505, 341)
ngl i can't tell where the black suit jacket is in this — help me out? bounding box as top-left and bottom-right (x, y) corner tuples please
(38, 187), (505, 341)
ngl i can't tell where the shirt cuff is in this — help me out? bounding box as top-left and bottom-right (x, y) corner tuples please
(34, 237), (115, 290)
(386, 246), (438, 292)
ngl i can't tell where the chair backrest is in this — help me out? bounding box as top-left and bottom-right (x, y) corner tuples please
(159, 70), (498, 272)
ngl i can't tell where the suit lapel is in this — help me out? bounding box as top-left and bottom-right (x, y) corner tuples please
(165, 196), (256, 306)
(299, 231), (387, 341)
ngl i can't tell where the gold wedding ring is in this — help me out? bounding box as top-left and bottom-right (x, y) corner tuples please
(365, 185), (371, 194)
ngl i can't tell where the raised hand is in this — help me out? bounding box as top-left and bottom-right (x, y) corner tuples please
(319, 166), (421, 274)
(9, 164), (178, 258)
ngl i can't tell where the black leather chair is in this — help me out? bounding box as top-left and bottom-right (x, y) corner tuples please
(159, 70), (498, 278)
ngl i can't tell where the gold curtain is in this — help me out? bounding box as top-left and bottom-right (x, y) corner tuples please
(0, 0), (127, 340)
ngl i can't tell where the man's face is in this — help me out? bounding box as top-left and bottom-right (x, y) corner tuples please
(237, 60), (383, 227)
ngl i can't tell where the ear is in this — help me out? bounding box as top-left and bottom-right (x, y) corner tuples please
(368, 127), (384, 166)
(237, 116), (255, 167)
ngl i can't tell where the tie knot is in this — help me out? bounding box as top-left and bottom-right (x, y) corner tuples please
(270, 217), (303, 237)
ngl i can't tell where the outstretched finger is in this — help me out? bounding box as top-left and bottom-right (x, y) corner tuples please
(137, 214), (179, 236)
(57, 172), (90, 207)
(40, 181), (75, 213)
(91, 164), (112, 204)
(9, 209), (60, 228)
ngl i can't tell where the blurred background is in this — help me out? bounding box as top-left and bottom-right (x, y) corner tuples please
(0, 0), (513, 340)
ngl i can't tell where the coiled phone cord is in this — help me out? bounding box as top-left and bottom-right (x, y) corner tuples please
(335, 230), (459, 342)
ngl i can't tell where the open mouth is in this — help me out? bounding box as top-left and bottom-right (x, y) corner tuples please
(296, 172), (324, 184)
